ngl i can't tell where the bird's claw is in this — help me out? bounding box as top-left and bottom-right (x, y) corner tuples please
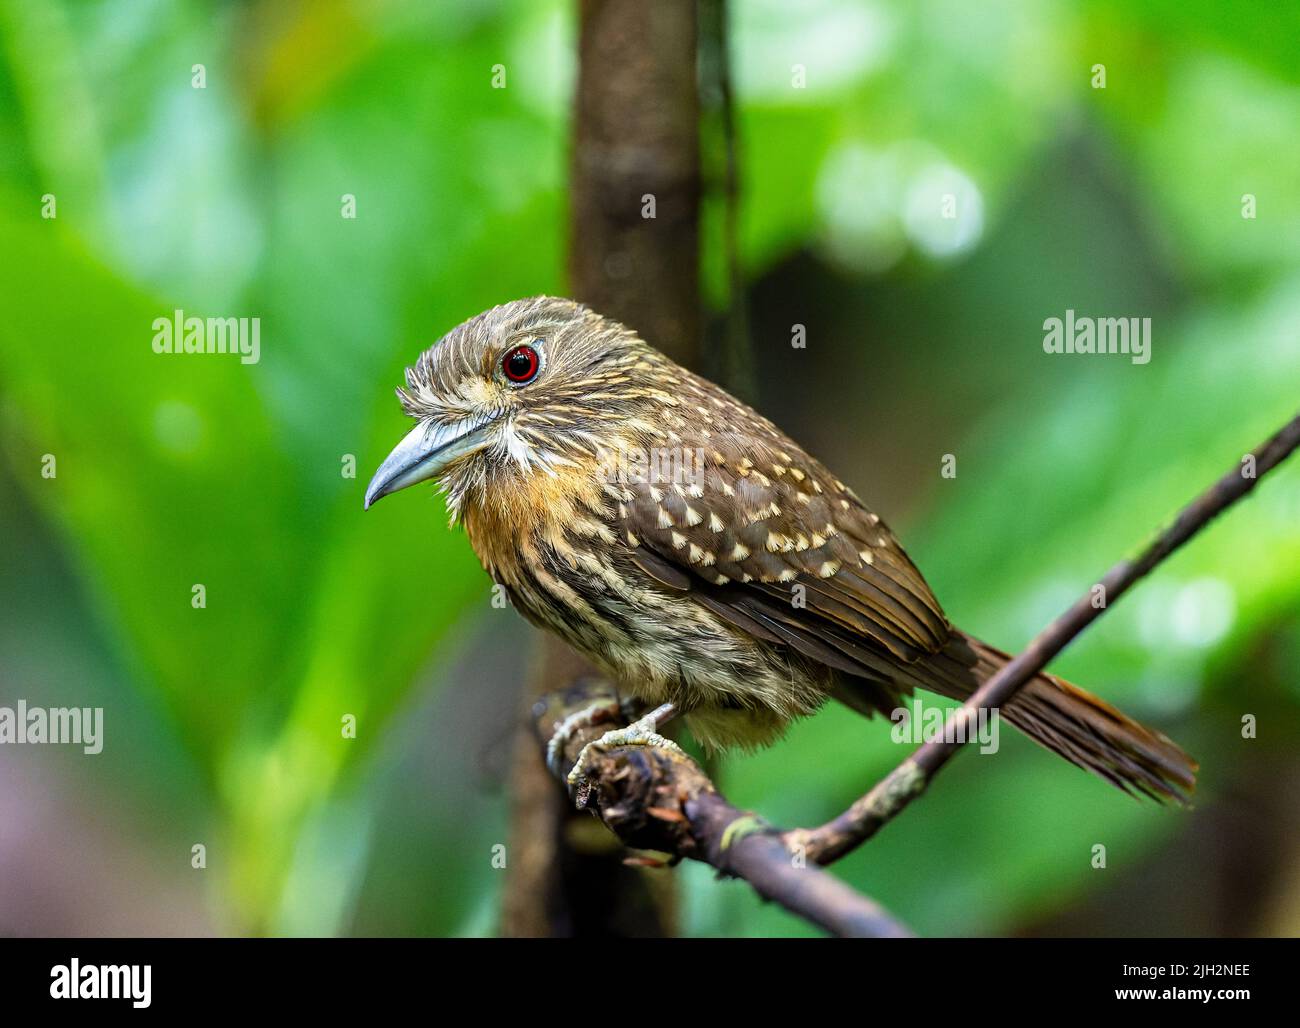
(566, 711), (687, 790)
(546, 699), (620, 777)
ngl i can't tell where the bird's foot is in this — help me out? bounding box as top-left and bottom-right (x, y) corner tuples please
(546, 699), (621, 777)
(566, 702), (682, 789)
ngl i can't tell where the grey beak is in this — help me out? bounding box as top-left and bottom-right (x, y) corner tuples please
(364, 416), (493, 510)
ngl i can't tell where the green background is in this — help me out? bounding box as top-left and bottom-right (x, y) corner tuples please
(0, 0), (1297, 936)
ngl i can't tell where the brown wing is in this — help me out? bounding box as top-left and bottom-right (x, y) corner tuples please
(616, 429), (952, 680)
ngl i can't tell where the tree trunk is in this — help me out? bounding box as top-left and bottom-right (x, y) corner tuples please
(500, 0), (701, 937)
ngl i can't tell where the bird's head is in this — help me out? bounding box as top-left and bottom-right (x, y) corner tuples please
(364, 296), (658, 517)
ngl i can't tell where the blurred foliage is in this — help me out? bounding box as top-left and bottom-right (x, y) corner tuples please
(0, 0), (570, 932)
(0, 0), (1296, 936)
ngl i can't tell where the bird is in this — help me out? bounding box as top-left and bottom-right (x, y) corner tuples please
(364, 296), (1196, 801)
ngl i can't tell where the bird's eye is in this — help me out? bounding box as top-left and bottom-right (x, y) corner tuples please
(502, 342), (542, 385)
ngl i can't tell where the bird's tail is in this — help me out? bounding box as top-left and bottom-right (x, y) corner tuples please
(910, 629), (1197, 803)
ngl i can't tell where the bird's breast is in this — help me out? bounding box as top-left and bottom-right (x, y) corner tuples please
(461, 467), (829, 736)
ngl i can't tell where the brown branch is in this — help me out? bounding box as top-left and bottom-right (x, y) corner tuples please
(569, 0), (702, 361)
(534, 679), (913, 938)
(502, 0), (702, 937)
(786, 408), (1300, 866)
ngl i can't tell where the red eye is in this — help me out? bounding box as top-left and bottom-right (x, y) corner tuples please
(502, 343), (541, 384)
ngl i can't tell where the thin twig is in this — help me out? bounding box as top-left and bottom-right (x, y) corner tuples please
(787, 408), (1300, 865)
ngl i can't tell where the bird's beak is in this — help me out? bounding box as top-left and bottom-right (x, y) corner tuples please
(363, 416), (493, 509)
